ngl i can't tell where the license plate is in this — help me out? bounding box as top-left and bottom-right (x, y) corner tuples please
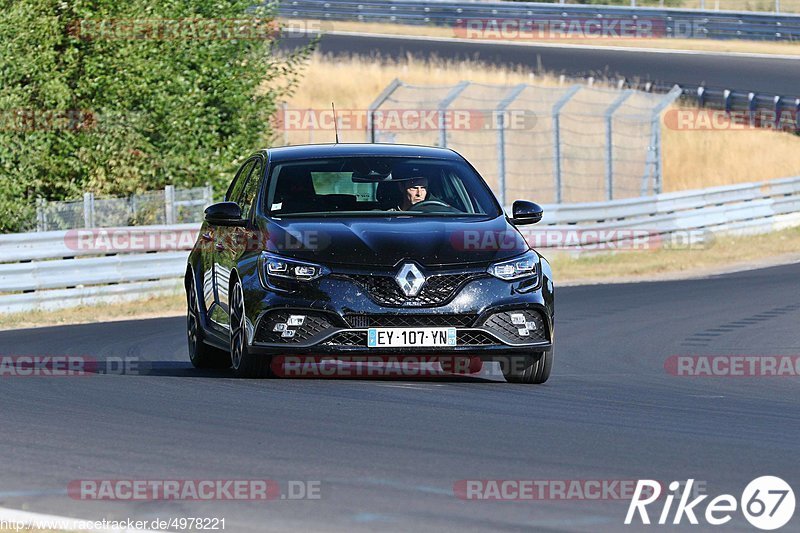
(367, 327), (457, 348)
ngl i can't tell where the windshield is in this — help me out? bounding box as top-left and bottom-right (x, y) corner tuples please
(264, 156), (501, 218)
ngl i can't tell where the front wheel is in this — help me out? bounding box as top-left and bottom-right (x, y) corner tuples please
(229, 279), (273, 378)
(187, 274), (230, 369)
(500, 348), (553, 384)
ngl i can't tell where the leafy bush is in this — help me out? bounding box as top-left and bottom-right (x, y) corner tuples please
(0, 0), (313, 232)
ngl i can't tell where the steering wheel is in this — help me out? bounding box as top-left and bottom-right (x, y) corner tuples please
(406, 199), (460, 213)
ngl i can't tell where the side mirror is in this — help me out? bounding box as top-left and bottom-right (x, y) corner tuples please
(204, 202), (246, 227)
(510, 200), (543, 225)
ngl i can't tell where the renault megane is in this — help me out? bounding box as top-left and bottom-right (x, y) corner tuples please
(185, 143), (554, 383)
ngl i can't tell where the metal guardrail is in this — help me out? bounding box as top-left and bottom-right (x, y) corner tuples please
(2, 176), (800, 313)
(277, 0), (800, 40)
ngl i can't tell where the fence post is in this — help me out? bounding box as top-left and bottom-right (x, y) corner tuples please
(437, 81), (470, 148)
(165, 185), (176, 225)
(495, 84), (527, 209)
(367, 78), (402, 143)
(551, 85), (581, 204)
(203, 184), (213, 206)
(83, 192), (95, 228)
(643, 85), (682, 196)
(604, 90), (633, 201)
(36, 198), (46, 232)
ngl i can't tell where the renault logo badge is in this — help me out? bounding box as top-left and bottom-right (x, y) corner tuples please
(395, 263), (426, 297)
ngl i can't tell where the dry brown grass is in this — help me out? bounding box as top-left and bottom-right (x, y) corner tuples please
(284, 18), (800, 55)
(662, 115), (800, 191)
(0, 293), (184, 331)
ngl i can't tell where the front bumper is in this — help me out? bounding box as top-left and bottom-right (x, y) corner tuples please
(244, 271), (554, 356)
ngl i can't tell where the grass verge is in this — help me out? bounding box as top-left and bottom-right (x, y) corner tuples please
(0, 293), (184, 332)
(548, 225), (800, 282)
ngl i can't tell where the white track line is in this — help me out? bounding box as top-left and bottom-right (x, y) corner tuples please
(0, 506), (161, 532)
(287, 28), (800, 61)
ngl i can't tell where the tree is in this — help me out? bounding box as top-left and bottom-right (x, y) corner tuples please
(0, 0), (313, 232)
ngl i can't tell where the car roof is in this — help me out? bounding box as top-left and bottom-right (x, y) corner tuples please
(261, 143), (464, 163)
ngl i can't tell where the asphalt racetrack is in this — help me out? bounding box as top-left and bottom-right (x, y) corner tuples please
(281, 32), (800, 97)
(1, 262), (798, 531)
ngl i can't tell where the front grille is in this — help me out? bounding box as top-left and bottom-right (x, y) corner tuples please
(322, 329), (499, 347)
(457, 330), (497, 346)
(345, 273), (485, 307)
(323, 331), (367, 347)
(344, 314), (475, 328)
(255, 311), (336, 344)
(482, 310), (548, 344)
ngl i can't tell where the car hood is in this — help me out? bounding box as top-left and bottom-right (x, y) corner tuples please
(263, 215), (529, 267)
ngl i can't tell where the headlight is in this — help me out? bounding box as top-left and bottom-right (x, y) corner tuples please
(260, 252), (329, 282)
(487, 251), (540, 281)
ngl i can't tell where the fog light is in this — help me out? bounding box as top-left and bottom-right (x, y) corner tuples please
(510, 313), (526, 325)
(287, 315), (306, 326)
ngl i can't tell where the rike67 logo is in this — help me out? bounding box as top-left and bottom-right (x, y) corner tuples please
(626, 477), (795, 530)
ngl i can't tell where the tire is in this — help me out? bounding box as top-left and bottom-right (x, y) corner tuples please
(229, 278), (273, 378)
(501, 347), (553, 384)
(187, 273), (230, 369)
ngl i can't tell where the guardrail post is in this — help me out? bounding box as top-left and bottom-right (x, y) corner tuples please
(367, 78), (402, 143)
(437, 81), (470, 148)
(748, 92), (758, 127)
(723, 89), (732, 114)
(165, 185), (176, 225)
(495, 84), (527, 208)
(36, 198), (46, 232)
(604, 90), (633, 201)
(795, 98), (800, 134)
(83, 192), (95, 229)
(774, 95), (783, 129)
(551, 85), (581, 204)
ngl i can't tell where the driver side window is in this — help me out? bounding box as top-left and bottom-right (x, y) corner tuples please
(226, 159), (256, 203)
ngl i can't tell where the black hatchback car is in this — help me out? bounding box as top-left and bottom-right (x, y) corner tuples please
(185, 144), (554, 383)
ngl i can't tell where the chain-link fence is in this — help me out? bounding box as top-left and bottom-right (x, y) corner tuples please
(367, 80), (681, 204)
(35, 185), (213, 231)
